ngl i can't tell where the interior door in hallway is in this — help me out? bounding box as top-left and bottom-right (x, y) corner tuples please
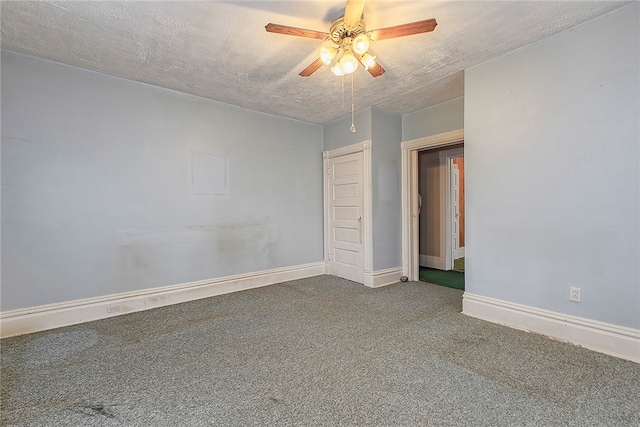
(328, 151), (364, 283)
(451, 157), (465, 260)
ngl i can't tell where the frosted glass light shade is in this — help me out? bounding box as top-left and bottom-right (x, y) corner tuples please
(331, 65), (345, 76)
(319, 46), (337, 65)
(339, 53), (359, 75)
(361, 53), (376, 69)
(353, 34), (370, 55)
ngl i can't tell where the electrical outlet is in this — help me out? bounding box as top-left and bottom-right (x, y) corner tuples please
(107, 304), (122, 314)
(569, 287), (581, 303)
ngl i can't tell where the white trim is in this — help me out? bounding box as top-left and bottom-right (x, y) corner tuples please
(323, 140), (371, 159)
(463, 292), (640, 363)
(439, 152), (450, 269)
(363, 146), (373, 279)
(323, 141), (372, 284)
(363, 267), (404, 288)
(0, 262), (325, 339)
(401, 129), (465, 152)
(419, 254), (446, 270)
(401, 147), (413, 278)
(401, 130), (464, 281)
(410, 150), (420, 278)
(323, 154), (330, 270)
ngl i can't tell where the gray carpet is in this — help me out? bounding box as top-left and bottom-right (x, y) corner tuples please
(1, 275), (639, 426)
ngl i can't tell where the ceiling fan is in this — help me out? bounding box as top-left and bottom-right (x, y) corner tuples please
(265, 0), (437, 78)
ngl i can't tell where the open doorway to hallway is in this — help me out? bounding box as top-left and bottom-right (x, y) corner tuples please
(401, 129), (464, 285)
(417, 144), (464, 290)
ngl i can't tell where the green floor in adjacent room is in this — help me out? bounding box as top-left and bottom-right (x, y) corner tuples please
(453, 257), (465, 272)
(419, 266), (465, 290)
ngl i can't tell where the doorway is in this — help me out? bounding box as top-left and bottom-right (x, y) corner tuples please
(415, 145), (465, 290)
(326, 151), (364, 283)
(401, 129), (464, 282)
(323, 141), (373, 285)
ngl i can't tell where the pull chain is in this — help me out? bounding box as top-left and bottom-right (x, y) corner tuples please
(350, 73), (356, 133)
(341, 75), (344, 109)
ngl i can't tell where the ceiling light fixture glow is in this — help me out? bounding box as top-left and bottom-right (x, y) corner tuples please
(353, 33), (370, 55)
(319, 46), (337, 65)
(338, 52), (359, 75)
(331, 65), (345, 76)
(360, 53), (376, 69)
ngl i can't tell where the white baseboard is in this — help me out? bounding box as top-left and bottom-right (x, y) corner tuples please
(420, 254), (446, 270)
(463, 292), (640, 363)
(363, 266), (404, 288)
(0, 262), (326, 339)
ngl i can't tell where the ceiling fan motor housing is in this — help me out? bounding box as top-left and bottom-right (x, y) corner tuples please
(329, 18), (367, 45)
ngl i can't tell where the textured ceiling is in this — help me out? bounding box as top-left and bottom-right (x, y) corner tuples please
(0, 1), (631, 124)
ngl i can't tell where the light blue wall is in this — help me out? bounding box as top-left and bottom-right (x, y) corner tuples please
(322, 107), (372, 152)
(1, 50), (324, 311)
(464, 4), (639, 328)
(323, 107), (402, 272)
(371, 108), (402, 270)
(402, 97), (464, 142)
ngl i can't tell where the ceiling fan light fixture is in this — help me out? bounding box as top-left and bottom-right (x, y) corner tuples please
(361, 52), (377, 69)
(338, 52), (359, 75)
(319, 46), (337, 65)
(353, 33), (370, 55)
(331, 65), (345, 76)
(267, 2), (438, 80)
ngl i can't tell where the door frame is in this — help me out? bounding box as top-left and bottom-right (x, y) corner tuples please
(401, 129), (464, 281)
(323, 140), (372, 284)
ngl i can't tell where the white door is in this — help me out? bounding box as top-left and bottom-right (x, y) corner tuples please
(451, 160), (464, 260)
(328, 151), (364, 283)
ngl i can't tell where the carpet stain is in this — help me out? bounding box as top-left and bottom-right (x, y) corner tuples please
(75, 403), (116, 418)
(434, 321), (609, 406)
(267, 395), (284, 405)
(21, 330), (98, 367)
(98, 311), (230, 344)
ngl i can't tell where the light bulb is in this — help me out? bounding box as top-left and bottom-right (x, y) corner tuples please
(339, 53), (359, 75)
(331, 65), (345, 76)
(361, 53), (377, 69)
(353, 34), (370, 55)
(319, 46), (337, 66)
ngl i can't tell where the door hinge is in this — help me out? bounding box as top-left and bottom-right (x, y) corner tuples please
(327, 252), (331, 261)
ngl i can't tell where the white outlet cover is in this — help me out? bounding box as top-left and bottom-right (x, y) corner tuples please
(569, 287), (582, 302)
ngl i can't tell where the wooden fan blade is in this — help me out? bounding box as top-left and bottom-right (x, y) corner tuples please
(265, 23), (328, 40)
(367, 61), (385, 77)
(299, 58), (325, 77)
(369, 19), (437, 41)
(344, 0), (366, 27)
